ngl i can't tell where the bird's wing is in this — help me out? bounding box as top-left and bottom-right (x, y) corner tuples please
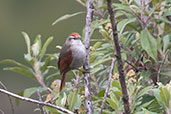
(58, 43), (72, 73)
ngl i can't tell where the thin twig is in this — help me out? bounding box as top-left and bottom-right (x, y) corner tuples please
(0, 109), (5, 114)
(36, 90), (47, 114)
(130, 7), (145, 29)
(33, 58), (52, 93)
(157, 49), (170, 82)
(99, 58), (115, 114)
(125, 60), (139, 73)
(76, 0), (104, 18)
(145, 8), (155, 24)
(83, 0), (94, 113)
(0, 81), (14, 114)
(107, 0), (131, 113)
(0, 89), (75, 114)
(34, 59), (47, 89)
(130, 0), (152, 29)
(73, 72), (82, 89)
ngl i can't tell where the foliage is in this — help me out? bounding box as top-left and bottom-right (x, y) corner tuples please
(0, 0), (171, 113)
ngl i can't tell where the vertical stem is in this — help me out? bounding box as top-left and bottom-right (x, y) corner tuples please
(99, 59), (115, 114)
(157, 49), (169, 82)
(83, 0), (94, 113)
(0, 81), (14, 114)
(36, 90), (47, 114)
(34, 59), (47, 89)
(106, 0), (131, 114)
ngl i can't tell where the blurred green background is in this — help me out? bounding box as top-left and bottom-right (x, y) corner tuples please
(0, 0), (85, 113)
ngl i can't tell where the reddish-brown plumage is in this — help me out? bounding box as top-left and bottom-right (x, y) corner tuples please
(58, 50), (72, 73)
(58, 49), (72, 92)
(70, 32), (81, 37)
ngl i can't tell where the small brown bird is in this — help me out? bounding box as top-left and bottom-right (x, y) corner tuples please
(58, 33), (86, 92)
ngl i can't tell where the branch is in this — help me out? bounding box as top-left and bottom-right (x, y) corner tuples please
(36, 90), (47, 114)
(0, 89), (75, 114)
(34, 59), (47, 89)
(106, 0), (131, 114)
(33, 58), (52, 93)
(157, 49), (170, 82)
(76, 0), (104, 18)
(130, 0), (152, 29)
(0, 81), (14, 114)
(99, 58), (115, 114)
(0, 109), (5, 114)
(83, 0), (94, 113)
(125, 60), (139, 73)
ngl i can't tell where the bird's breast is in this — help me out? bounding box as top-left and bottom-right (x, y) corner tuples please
(70, 44), (86, 68)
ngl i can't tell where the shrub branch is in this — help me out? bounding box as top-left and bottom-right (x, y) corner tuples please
(106, 0), (131, 113)
(99, 58), (115, 114)
(83, 0), (94, 113)
(0, 81), (14, 114)
(0, 89), (75, 114)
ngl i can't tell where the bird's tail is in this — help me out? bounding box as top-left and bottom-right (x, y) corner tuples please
(60, 73), (66, 92)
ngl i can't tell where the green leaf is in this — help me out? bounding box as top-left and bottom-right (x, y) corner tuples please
(93, 42), (102, 50)
(40, 57), (50, 73)
(111, 80), (121, 90)
(97, 89), (105, 97)
(39, 37), (53, 60)
(74, 95), (82, 109)
(110, 92), (119, 105)
(142, 108), (160, 114)
(90, 67), (101, 74)
(0, 59), (32, 70)
(163, 34), (171, 52)
(68, 90), (78, 110)
(91, 21), (99, 36)
(160, 16), (171, 24)
(60, 92), (67, 107)
(124, 31), (136, 47)
(22, 32), (31, 55)
(140, 29), (157, 61)
(52, 12), (84, 25)
(24, 53), (34, 64)
(159, 87), (170, 108)
(147, 99), (163, 113)
(32, 35), (42, 57)
(15, 91), (24, 105)
(106, 98), (118, 110)
(99, 28), (111, 41)
(34, 34), (42, 49)
(91, 57), (112, 68)
(24, 87), (45, 98)
(56, 94), (64, 107)
(137, 86), (153, 99)
(135, 99), (154, 112)
(117, 18), (136, 34)
(46, 53), (59, 60)
(44, 106), (60, 114)
(3, 67), (35, 80)
(46, 72), (60, 80)
(153, 88), (165, 109)
(113, 3), (132, 13)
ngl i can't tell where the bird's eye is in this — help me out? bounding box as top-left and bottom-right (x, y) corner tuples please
(69, 36), (80, 40)
(69, 38), (74, 40)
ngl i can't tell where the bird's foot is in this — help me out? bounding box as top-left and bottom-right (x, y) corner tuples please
(76, 68), (90, 74)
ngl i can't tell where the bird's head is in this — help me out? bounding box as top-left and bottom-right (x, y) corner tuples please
(66, 32), (82, 45)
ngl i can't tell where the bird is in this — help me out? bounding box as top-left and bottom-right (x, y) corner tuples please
(58, 32), (86, 92)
